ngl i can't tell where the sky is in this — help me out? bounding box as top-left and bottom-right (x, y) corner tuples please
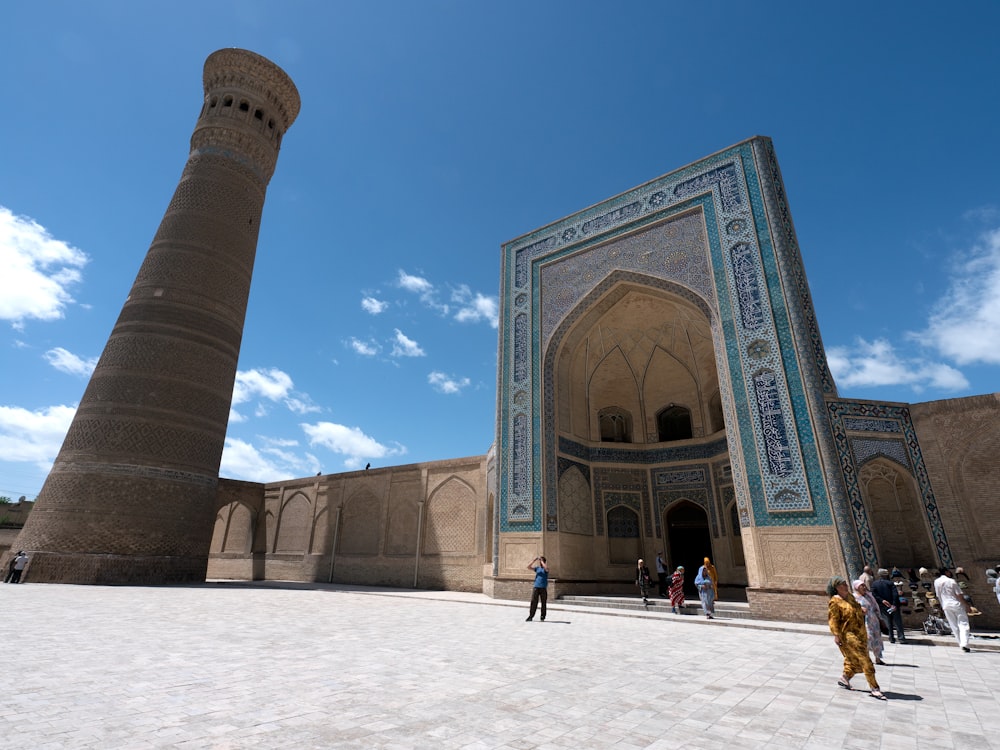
(2, 2), (999, 500)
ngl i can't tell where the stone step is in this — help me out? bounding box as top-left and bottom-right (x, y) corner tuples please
(556, 595), (754, 619)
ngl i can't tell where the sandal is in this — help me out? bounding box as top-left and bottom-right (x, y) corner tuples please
(837, 678), (852, 690)
(870, 689), (887, 700)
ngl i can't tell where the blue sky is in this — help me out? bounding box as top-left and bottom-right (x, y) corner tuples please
(2, 2), (999, 499)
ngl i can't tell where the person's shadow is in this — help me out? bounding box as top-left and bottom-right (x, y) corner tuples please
(881, 691), (922, 701)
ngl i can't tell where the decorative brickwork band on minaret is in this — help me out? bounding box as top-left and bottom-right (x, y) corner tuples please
(13, 49), (300, 583)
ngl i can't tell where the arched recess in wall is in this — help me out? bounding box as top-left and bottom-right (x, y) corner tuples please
(664, 499), (712, 592)
(274, 491), (311, 554)
(424, 476), (476, 555)
(858, 458), (935, 569)
(223, 502), (255, 554)
(955, 424), (1000, 559)
(339, 490), (380, 555)
(558, 464), (593, 535)
(210, 509), (228, 554)
(550, 277), (721, 449)
(656, 404), (693, 442)
(310, 504), (329, 555)
(607, 504), (641, 564)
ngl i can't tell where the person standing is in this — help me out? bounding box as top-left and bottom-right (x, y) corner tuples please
(669, 565), (685, 614)
(695, 557), (718, 619)
(9, 550), (28, 584)
(934, 568), (972, 652)
(525, 556), (549, 622)
(636, 559), (651, 604)
(828, 576), (885, 700)
(655, 552), (668, 597)
(853, 579), (886, 665)
(870, 568), (906, 644)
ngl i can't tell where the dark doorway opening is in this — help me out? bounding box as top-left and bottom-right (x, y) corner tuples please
(666, 500), (712, 595)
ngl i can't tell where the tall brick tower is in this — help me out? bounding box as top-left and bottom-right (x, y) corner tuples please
(14, 49), (300, 583)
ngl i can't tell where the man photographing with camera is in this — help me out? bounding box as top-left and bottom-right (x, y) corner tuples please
(525, 555), (549, 621)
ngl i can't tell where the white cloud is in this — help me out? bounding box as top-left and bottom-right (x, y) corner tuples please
(233, 368), (293, 404)
(391, 329), (425, 357)
(301, 421), (406, 469)
(285, 397), (322, 415)
(0, 206), (88, 327)
(428, 371), (471, 394)
(452, 285), (499, 328)
(398, 269), (448, 314)
(0, 404), (77, 467)
(397, 270), (433, 294)
(231, 367), (320, 418)
(827, 337), (969, 392)
(919, 227), (1000, 365)
(43, 347), (98, 377)
(220, 437), (320, 484)
(361, 296), (389, 314)
(348, 337), (379, 356)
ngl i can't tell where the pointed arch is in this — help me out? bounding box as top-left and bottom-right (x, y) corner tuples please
(606, 504), (641, 564)
(424, 476), (476, 555)
(558, 464), (593, 535)
(274, 491), (311, 553)
(339, 490), (380, 555)
(858, 458), (934, 569)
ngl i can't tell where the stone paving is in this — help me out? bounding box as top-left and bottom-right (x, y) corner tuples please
(2, 581), (999, 749)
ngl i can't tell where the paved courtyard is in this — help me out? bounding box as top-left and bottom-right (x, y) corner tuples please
(3, 582), (999, 749)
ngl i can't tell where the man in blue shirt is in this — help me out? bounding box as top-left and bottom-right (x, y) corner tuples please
(526, 556), (549, 621)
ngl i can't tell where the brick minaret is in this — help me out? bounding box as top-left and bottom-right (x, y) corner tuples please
(14, 49), (300, 583)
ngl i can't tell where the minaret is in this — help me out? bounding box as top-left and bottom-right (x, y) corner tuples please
(14, 49), (300, 583)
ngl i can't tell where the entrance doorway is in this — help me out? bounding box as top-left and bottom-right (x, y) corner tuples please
(665, 500), (712, 594)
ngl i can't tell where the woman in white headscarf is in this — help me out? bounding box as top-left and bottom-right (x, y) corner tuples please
(853, 579), (885, 665)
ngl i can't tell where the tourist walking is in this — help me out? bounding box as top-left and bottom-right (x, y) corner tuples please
(636, 558), (651, 604)
(655, 552), (668, 597)
(669, 565), (685, 614)
(933, 568), (972, 652)
(525, 556), (549, 622)
(695, 556), (718, 619)
(853, 579), (885, 664)
(828, 575), (885, 700)
(870, 568), (906, 643)
(8, 550), (28, 584)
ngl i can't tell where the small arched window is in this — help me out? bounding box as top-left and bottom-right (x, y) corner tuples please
(222, 96), (233, 108)
(657, 404), (692, 442)
(598, 407), (632, 443)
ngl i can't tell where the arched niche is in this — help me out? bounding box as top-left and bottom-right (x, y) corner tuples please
(858, 458), (935, 569)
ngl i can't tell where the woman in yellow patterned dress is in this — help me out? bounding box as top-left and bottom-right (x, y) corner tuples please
(827, 576), (886, 700)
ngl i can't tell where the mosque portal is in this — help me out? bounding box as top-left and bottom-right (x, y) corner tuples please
(491, 137), (865, 618)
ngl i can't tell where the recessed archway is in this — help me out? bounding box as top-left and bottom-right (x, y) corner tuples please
(665, 500), (712, 594)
